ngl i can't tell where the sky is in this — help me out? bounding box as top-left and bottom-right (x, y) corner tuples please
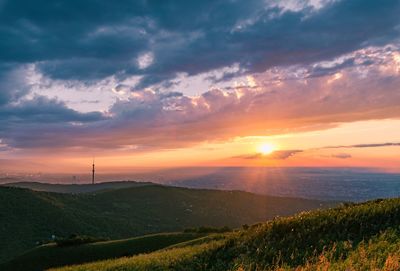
(0, 0), (400, 173)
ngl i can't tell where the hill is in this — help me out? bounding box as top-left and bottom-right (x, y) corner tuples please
(0, 184), (333, 263)
(51, 198), (400, 271)
(1, 181), (153, 194)
(0, 232), (207, 271)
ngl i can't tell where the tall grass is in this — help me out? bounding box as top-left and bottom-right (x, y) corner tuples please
(265, 229), (400, 271)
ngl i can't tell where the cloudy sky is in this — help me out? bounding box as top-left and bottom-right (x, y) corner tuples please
(0, 0), (400, 172)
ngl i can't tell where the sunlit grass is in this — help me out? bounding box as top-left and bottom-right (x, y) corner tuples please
(51, 239), (227, 271)
(265, 229), (400, 271)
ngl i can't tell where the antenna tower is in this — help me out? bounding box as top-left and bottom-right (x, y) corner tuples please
(92, 158), (95, 185)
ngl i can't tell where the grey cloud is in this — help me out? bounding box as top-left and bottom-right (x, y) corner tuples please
(326, 143), (400, 149)
(0, 95), (106, 149)
(0, 22), (400, 152)
(351, 143), (400, 148)
(2, 58), (400, 151)
(0, 66), (31, 105)
(159, 91), (184, 99)
(0, 0), (398, 88)
(234, 153), (263, 159)
(0, 96), (105, 123)
(331, 153), (352, 159)
(269, 150), (303, 160)
(139, 0), (400, 87)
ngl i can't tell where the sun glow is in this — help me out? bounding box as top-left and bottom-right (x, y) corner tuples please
(258, 143), (275, 155)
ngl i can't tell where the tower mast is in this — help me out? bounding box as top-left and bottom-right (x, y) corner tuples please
(92, 158), (95, 185)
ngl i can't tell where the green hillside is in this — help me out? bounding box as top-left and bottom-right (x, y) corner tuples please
(52, 198), (400, 271)
(0, 232), (206, 271)
(0, 184), (332, 263)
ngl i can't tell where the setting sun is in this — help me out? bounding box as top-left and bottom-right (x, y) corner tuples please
(258, 143), (275, 155)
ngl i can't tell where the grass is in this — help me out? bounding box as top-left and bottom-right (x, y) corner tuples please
(0, 185), (331, 262)
(0, 232), (206, 271)
(49, 239), (228, 271)
(52, 198), (400, 271)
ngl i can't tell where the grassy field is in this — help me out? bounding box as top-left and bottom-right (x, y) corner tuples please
(0, 184), (332, 262)
(52, 198), (400, 271)
(0, 232), (207, 271)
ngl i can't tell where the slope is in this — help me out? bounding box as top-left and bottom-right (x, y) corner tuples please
(0, 184), (333, 263)
(0, 232), (206, 271)
(51, 198), (400, 271)
(1, 181), (153, 194)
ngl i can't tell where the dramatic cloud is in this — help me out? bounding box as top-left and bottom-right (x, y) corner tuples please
(0, 0), (399, 155)
(1, 47), (400, 151)
(0, 0), (399, 87)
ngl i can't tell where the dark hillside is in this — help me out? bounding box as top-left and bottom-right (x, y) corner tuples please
(0, 185), (333, 262)
(0, 232), (206, 271)
(2, 181), (153, 194)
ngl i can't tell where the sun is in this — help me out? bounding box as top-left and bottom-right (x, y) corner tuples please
(258, 143), (275, 155)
